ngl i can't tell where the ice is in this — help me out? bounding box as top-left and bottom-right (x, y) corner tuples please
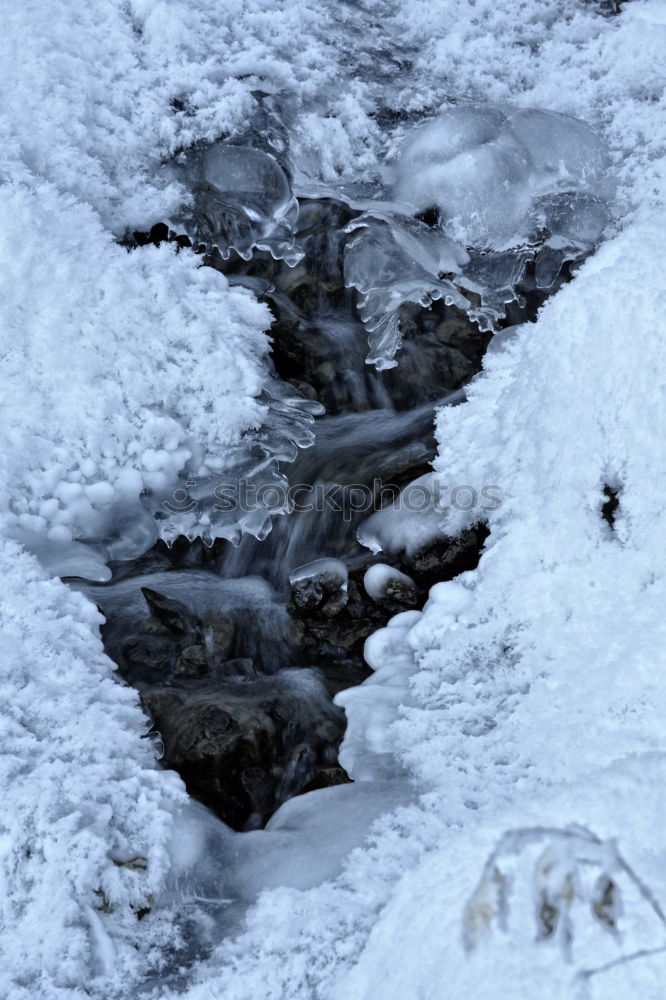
(363, 563), (416, 601)
(153, 374), (323, 550)
(163, 779), (413, 914)
(344, 215), (471, 369)
(232, 780), (414, 896)
(485, 324), (522, 356)
(15, 535), (112, 583)
(423, 579), (473, 617)
(346, 104), (611, 369)
(187, 144), (302, 264)
(392, 103), (609, 250)
(357, 473), (446, 559)
(393, 107), (533, 248)
(289, 557), (349, 588)
(507, 107), (609, 195)
(333, 609), (423, 783)
(289, 557), (349, 614)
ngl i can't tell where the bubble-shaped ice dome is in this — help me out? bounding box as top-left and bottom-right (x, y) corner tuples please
(190, 144), (302, 264)
(345, 103), (612, 369)
(392, 104), (610, 249)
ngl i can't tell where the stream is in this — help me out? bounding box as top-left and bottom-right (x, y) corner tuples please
(76, 178), (567, 833)
(61, 99), (611, 972)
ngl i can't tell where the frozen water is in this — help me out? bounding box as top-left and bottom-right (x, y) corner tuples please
(346, 103), (611, 368)
(392, 104), (609, 250)
(187, 144), (302, 264)
(335, 611), (420, 781)
(393, 107), (533, 248)
(357, 472), (446, 559)
(363, 563), (415, 601)
(163, 778), (413, 913)
(290, 557), (349, 588)
(344, 214), (471, 369)
(151, 375), (323, 550)
(16, 535), (113, 583)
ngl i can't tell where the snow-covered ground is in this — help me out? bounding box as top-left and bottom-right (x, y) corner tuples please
(2, 0), (666, 997)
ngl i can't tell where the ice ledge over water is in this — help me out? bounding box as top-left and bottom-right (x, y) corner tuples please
(344, 102), (612, 369)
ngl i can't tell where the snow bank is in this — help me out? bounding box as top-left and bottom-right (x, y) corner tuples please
(0, 539), (187, 997)
(0, 185), (274, 559)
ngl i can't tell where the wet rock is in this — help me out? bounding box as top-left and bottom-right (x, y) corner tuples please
(363, 563), (418, 607)
(119, 588), (236, 686)
(140, 667), (346, 829)
(289, 569), (402, 694)
(289, 558), (349, 617)
(301, 765), (352, 793)
(403, 524), (490, 585)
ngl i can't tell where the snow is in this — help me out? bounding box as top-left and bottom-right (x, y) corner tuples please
(0, 538), (187, 998)
(3, 0), (666, 997)
(0, 183), (303, 558)
(363, 563), (416, 601)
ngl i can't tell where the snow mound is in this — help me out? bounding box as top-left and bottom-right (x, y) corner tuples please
(0, 184), (321, 563)
(0, 539), (186, 996)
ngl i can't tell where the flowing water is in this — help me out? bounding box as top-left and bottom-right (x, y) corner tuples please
(80, 181), (573, 842)
(56, 97), (615, 975)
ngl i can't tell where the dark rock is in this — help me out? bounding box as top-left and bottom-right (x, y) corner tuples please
(301, 766), (352, 793)
(402, 524), (490, 585)
(140, 667), (346, 829)
(601, 484), (620, 529)
(118, 588), (236, 686)
(383, 576), (419, 607)
(290, 559), (349, 617)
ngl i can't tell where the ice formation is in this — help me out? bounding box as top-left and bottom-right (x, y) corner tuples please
(345, 103), (611, 368)
(334, 610), (421, 781)
(357, 472), (447, 558)
(392, 105), (609, 248)
(185, 144), (303, 265)
(363, 563), (416, 602)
